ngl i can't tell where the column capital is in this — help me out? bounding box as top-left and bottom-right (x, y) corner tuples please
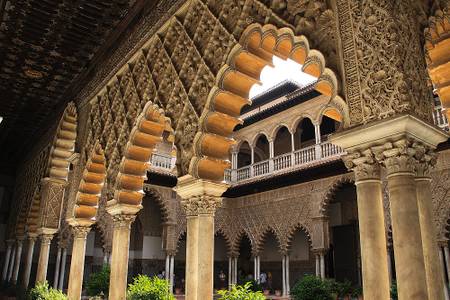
(437, 239), (449, 248)
(27, 233), (39, 242)
(176, 175), (228, 216)
(111, 214), (136, 229)
(414, 145), (437, 178)
(372, 138), (417, 175)
(342, 148), (381, 181)
(71, 226), (91, 239)
(5, 239), (14, 247)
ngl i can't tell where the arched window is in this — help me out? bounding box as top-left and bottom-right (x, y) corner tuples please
(274, 126), (292, 156)
(254, 135), (270, 163)
(237, 141), (252, 168)
(293, 118), (315, 150)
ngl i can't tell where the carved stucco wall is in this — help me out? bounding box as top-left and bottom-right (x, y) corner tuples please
(334, 0), (435, 125)
(74, 0), (340, 199)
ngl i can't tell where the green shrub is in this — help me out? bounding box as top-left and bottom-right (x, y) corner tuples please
(86, 265), (110, 297)
(127, 275), (175, 300)
(217, 282), (265, 300)
(338, 280), (353, 296)
(28, 281), (67, 300)
(391, 281), (398, 300)
(245, 280), (263, 292)
(291, 275), (333, 300)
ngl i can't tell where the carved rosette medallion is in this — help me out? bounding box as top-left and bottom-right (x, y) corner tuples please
(181, 195), (222, 216)
(342, 149), (381, 181)
(112, 214), (136, 229)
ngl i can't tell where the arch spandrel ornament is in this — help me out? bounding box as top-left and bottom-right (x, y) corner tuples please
(190, 23), (345, 182)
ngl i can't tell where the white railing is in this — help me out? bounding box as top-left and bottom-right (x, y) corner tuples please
(151, 153), (174, 170)
(433, 105), (449, 131)
(226, 141), (344, 183)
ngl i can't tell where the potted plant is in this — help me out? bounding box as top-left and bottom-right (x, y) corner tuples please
(127, 275), (175, 300)
(274, 289), (282, 296)
(291, 275), (333, 300)
(174, 287), (182, 295)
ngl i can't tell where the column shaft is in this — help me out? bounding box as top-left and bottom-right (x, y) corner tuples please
(282, 256), (286, 295)
(196, 214), (214, 300)
(387, 172), (428, 299)
(22, 237), (36, 289)
(355, 175), (390, 299)
(439, 248), (450, 300)
(416, 177), (445, 299)
(445, 246), (450, 285)
(228, 257), (232, 289)
(53, 247), (62, 289)
(7, 245), (16, 281)
(108, 215), (134, 300)
(233, 258), (237, 285)
(58, 248), (67, 290)
(36, 234), (53, 283)
(320, 254), (325, 279)
(2, 242), (13, 281)
(165, 255), (170, 281)
(67, 227), (90, 300)
(286, 255), (290, 295)
(185, 216), (199, 300)
(315, 254), (320, 277)
(170, 255), (175, 293)
(12, 240), (23, 284)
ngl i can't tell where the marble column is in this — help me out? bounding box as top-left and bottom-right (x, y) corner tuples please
(319, 252), (325, 279)
(228, 257), (232, 289)
(444, 244), (450, 285)
(415, 154), (445, 300)
(439, 246), (450, 300)
(233, 257), (238, 285)
(381, 141), (428, 299)
(58, 247), (67, 290)
(22, 234), (37, 289)
(108, 213), (137, 300)
(387, 246), (393, 285)
(36, 231), (55, 283)
(12, 237), (24, 284)
(53, 247), (62, 289)
(169, 255), (175, 293)
(67, 225), (91, 300)
(285, 255), (290, 295)
(2, 240), (13, 282)
(177, 176), (227, 300)
(315, 253), (320, 277)
(7, 244), (16, 282)
(282, 256), (286, 295)
(185, 215), (199, 300)
(343, 154), (390, 299)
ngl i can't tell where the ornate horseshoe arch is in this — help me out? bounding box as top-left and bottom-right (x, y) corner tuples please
(190, 23), (347, 182)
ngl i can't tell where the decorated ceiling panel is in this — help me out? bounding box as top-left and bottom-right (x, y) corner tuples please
(0, 0), (137, 171)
